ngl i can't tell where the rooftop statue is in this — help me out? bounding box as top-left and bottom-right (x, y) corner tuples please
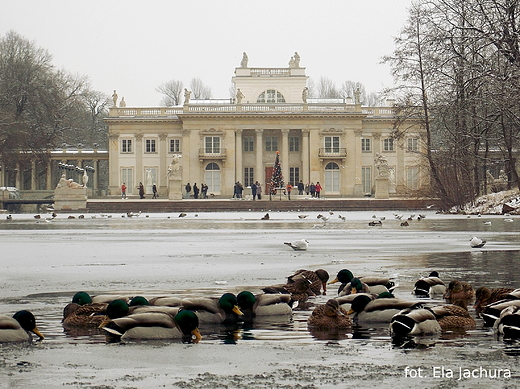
(240, 52), (248, 68)
(184, 89), (191, 105)
(119, 97), (126, 107)
(294, 52), (300, 67)
(236, 88), (245, 104)
(112, 90), (118, 107)
(302, 87), (308, 103)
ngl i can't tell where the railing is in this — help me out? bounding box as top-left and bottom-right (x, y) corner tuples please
(318, 148), (347, 158)
(109, 105), (396, 117)
(198, 148), (227, 159)
(250, 68), (291, 76)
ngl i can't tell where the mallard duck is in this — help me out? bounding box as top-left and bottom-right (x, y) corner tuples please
(413, 271), (446, 296)
(493, 304), (520, 338)
(287, 269), (329, 295)
(236, 291), (292, 324)
(308, 299), (351, 329)
(329, 269), (354, 295)
(262, 269), (329, 306)
(347, 294), (421, 324)
(430, 304), (476, 330)
(337, 278), (371, 296)
(358, 276), (396, 295)
(390, 307), (441, 337)
(474, 286), (516, 316)
(481, 299), (520, 327)
(63, 296), (130, 328)
(0, 310), (45, 343)
(443, 280), (475, 308)
(181, 293), (243, 324)
(101, 309), (202, 343)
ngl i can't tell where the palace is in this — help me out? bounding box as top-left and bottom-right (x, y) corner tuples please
(105, 54), (427, 198)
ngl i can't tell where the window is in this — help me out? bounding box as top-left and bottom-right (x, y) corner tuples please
(407, 137), (419, 152)
(205, 162), (221, 193)
(324, 136), (340, 153)
(265, 136), (278, 151)
(257, 89), (286, 103)
(205, 136), (221, 153)
(169, 139), (180, 153)
(325, 162), (340, 193)
(289, 136), (300, 152)
(361, 138), (371, 152)
(243, 136), (254, 152)
(244, 167), (254, 187)
(383, 138), (394, 152)
(121, 168), (133, 195)
(407, 166), (420, 190)
(289, 167), (300, 185)
(362, 167), (371, 194)
(145, 139), (156, 153)
(121, 139), (132, 153)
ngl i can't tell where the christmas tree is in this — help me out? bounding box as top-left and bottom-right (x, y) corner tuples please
(269, 151), (284, 194)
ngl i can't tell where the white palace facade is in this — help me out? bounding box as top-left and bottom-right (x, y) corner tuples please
(105, 58), (427, 198)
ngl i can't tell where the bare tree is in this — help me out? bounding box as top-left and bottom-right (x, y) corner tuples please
(156, 79), (184, 106)
(0, 31), (91, 163)
(189, 78), (212, 99)
(314, 76), (341, 98)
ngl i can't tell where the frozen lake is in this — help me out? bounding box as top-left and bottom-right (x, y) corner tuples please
(1, 210), (520, 388)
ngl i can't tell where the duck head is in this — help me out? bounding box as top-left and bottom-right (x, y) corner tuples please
(175, 310), (202, 343)
(13, 310), (44, 340)
(72, 291), (92, 305)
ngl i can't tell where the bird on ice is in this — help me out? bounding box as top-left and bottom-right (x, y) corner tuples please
(284, 239), (309, 251)
(470, 236), (486, 248)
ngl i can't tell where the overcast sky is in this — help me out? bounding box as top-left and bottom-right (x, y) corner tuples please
(1, 0), (412, 107)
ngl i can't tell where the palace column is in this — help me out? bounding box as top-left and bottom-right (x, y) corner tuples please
(108, 133), (120, 195)
(15, 163), (21, 189)
(281, 129), (289, 182)
(159, 133), (168, 192)
(92, 159), (99, 193)
(255, 129), (264, 187)
(354, 130), (363, 195)
(135, 134), (143, 189)
(302, 129), (310, 184)
(31, 160), (37, 190)
(235, 129), (243, 183)
(46, 160), (52, 190)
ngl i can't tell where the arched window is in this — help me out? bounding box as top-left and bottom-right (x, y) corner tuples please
(205, 163), (221, 193)
(325, 162), (340, 193)
(257, 89), (286, 103)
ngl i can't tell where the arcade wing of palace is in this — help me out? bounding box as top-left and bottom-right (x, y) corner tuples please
(105, 55), (427, 198)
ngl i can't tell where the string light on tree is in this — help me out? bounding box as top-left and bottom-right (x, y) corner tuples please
(269, 151), (284, 196)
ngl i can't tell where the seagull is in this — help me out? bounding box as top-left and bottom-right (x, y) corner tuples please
(483, 221), (492, 226)
(317, 214), (324, 219)
(284, 239), (309, 251)
(368, 220), (382, 226)
(6, 215), (12, 220)
(470, 236), (486, 248)
(34, 215), (41, 219)
(504, 218), (514, 223)
(298, 215), (309, 219)
(338, 215), (346, 221)
(178, 212), (187, 218)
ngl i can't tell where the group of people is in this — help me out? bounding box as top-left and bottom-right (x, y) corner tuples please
(121, 180), (322, 199)
(184, 183), (208, 199)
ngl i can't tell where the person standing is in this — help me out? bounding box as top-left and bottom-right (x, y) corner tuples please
(297, 180), (304, 195)
(201, 183), (208, 199)
(193, 183), (199, 199)
(152, 184), (158, 199)
(256, 181), (262, 200)
(121, 183), (127, 199)
(251, 181), (257, 200)
(310, 182), (316, 198)
(305, 182), (310, 196)
(286, 182), (293, 200)
(315, 181), (322, 198)
(185, 183), (191, 199)
(138, 182), (145, 199)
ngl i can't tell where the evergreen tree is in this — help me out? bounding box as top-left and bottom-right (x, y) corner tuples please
(269, 151), (284, 194)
